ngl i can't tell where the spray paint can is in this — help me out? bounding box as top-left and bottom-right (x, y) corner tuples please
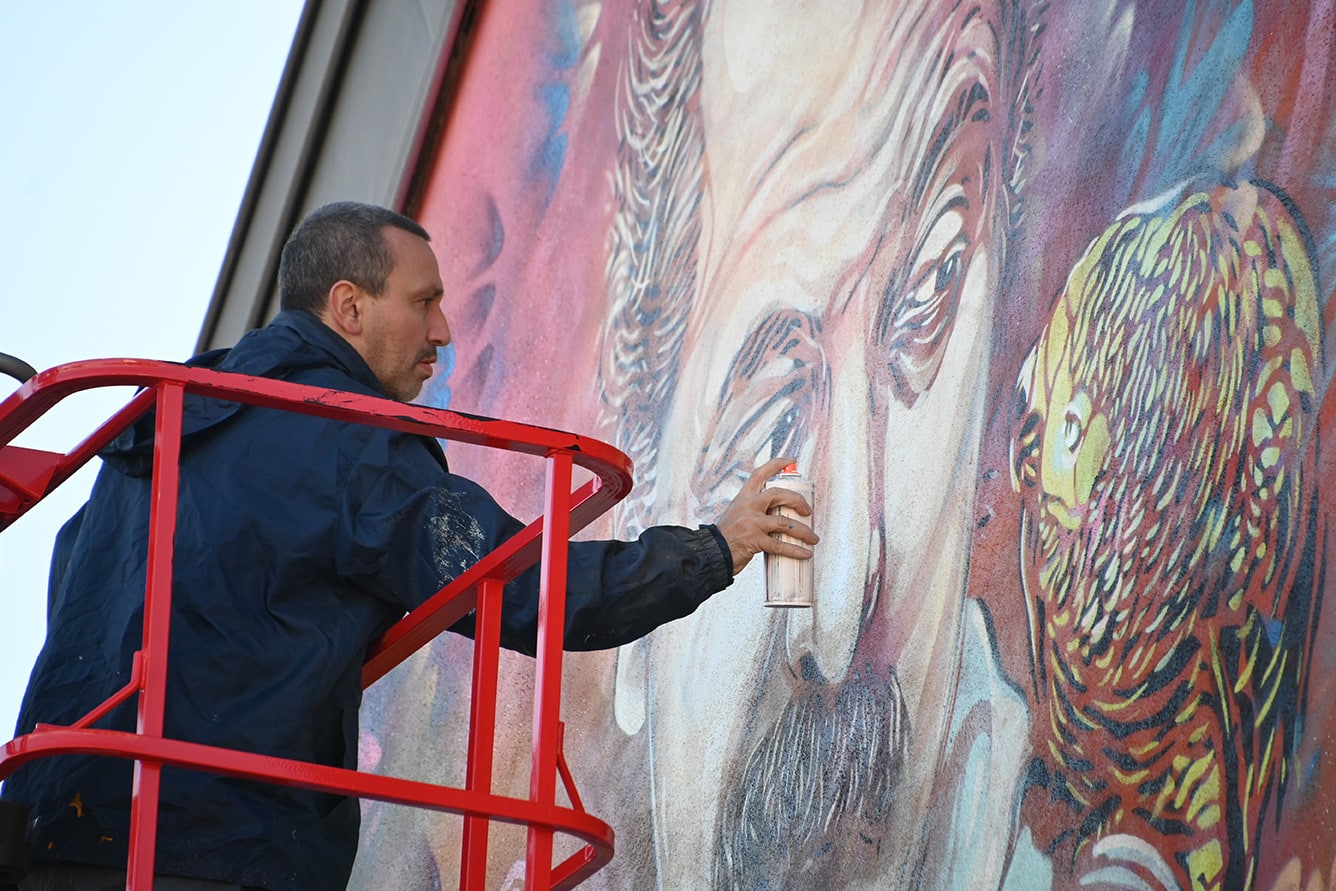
(764, 463), (814, 608)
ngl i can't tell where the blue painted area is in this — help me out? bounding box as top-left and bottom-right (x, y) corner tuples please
(1161, 0), (1253, 154)
(532, 85), (571, 205)
(528, 0), (580, 205)
(420, 343), (457, 451)
(549, 0), (581, 70)
(1264, 616), (1283, 648)
(1120, 0), (1255, 194)
(1117, 70), (1152, 190)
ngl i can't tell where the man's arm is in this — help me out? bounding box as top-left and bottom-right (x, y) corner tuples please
(499, 456), (818, 652)
(342, 433), (816, 654)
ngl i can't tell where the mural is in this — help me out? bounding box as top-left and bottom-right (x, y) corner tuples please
(352, 1), (1336, 889)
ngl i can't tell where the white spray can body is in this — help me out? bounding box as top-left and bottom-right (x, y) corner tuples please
(763, 464), (814, 608)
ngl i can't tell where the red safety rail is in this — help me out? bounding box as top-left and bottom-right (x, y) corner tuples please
(0, 358), (635, 890)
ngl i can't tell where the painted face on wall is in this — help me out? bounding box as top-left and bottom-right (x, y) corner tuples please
(602, 0), (1036, 885)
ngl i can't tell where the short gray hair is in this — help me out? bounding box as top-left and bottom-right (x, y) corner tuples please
(278, 201), (430, 314)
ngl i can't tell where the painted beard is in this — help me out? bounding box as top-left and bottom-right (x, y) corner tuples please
(713, 660), (908, 886)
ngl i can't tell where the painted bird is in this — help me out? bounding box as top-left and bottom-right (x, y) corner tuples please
(1010, 179), (1323, 890)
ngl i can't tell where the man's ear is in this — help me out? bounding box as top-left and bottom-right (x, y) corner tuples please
(325, 280), (364, 336)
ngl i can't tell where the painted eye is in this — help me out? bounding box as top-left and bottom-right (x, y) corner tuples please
(762, 405), (800, 466)
(691, 311), (824, 510)
(883, 234), (970, 404)
(1063, 409), (1084, 453)
(935, 247), (963, 294)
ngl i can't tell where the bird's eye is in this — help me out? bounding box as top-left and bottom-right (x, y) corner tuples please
(1063, 409), (1084, 452)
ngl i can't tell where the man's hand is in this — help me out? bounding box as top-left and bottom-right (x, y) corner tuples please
(714, 456), (818, 575)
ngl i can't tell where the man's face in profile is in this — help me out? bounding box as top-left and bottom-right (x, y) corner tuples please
(603, 0), (1033, 884)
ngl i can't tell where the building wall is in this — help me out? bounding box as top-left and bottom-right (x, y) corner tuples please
(353, 1), (1336, 888)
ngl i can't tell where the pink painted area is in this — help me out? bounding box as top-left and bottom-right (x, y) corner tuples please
(416, 2), (636, 520)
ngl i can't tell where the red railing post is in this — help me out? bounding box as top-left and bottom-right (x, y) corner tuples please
(126, 381), (186, 891)
(527, 451), (574, 888)
(460, 576), (505, 889)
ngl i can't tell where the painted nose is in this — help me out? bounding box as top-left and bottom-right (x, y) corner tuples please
(783, 379), (868, 686)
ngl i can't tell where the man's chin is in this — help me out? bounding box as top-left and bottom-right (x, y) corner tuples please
(711, 663), (909, 887)
(396, 376), (429, 403)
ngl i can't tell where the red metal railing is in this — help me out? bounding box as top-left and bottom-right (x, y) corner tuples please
(0, 359), (634, 890)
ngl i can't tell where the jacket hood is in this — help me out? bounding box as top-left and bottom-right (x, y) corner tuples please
(102, 311), (386, 475)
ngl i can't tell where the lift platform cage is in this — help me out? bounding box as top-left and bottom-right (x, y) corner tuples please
(0, 355), (631, 890)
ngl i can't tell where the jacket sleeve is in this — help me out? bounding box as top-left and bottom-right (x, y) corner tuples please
(497, 523), (734, 653)
(337, 430), (735, 655)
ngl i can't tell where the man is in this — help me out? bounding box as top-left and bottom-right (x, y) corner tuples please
(598, 0), (1042, 885)
(1, 201), (815, 890)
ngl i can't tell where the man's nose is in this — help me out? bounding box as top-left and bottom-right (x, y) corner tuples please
(430, 306), (452, 347)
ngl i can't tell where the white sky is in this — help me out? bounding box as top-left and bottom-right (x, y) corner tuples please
(0, 3), (303, 737)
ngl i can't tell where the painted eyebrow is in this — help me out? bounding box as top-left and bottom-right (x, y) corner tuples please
(909, 79), (990, 210)
(727, 311), (814, 386)
(699, 309), (821, 485)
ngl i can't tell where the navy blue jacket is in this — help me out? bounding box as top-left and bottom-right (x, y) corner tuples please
(2, 310), (732, 889)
